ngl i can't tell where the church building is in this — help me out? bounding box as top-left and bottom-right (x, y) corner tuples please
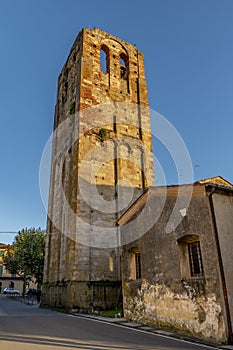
(42, 28), (233, 345)
(118, 176), (233, 344)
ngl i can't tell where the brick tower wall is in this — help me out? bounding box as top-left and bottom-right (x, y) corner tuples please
(42, 28), (154, 310)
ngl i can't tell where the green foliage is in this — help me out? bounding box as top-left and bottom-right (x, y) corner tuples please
(99, 128), (107, 141)
(3, 245), (18, 275)
(102, 309), (122, 318)
(69, 101), (76, 115)
(3, 228), (46, 288)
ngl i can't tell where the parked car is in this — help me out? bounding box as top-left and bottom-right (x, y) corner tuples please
(3, 288), (20, 295)
(25, 288), (37, 297)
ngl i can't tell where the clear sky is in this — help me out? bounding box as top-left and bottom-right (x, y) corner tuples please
(0, 0), (233, 243)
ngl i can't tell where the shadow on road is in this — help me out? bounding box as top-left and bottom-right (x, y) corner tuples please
(0, 332), (160, 350)
(0, 295), (216, 350)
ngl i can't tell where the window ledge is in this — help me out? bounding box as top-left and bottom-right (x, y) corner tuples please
(128, 279), (142, 284)
(181, 277), (205, 282)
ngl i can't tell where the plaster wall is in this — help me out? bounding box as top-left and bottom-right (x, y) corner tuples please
(212, 192), (233, 332)
(121, 185), (227, 343)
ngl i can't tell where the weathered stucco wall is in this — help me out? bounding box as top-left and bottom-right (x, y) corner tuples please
(123, 281), (225, 342)
(121, 185), (227, 343)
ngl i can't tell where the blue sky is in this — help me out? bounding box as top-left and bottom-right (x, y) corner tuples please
(0, 0), (233, 243)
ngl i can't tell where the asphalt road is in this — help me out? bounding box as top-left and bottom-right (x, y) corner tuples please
(0, 294), (219, 350)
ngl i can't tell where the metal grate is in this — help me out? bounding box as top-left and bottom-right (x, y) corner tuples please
(135, 252), (141, 279)
(188, 241), (204, 277)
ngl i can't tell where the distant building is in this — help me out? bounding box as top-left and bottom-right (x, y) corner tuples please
(0, 243), (9, 277)
(118, 176), (233, 344)
(0, 243), (23, 292)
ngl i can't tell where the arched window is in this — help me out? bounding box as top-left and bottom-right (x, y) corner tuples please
(120, 53), (128, 80)
(100, 45), (109, 73)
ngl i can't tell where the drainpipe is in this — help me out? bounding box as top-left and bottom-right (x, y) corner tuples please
(136, 49), (145, 192)
(208, 187), (233, 344)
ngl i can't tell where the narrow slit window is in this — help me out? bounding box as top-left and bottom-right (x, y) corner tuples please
(188, 241), (204, 277)
(135, 252), (141, 279)
(113, 115), (117, 133)
(109, 256), (114, 272)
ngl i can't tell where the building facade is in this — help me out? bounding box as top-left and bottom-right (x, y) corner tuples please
(118, 177), (233, 344)
(0, 243), (23, 292)
(42, 28), (154, 310)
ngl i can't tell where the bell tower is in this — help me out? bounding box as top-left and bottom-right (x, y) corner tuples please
(42, 28), (154, 310)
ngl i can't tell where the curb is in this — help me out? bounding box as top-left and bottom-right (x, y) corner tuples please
(73, 313), (233, 349)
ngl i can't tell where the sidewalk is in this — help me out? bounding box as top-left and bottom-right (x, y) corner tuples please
(73, 313), (233, 350)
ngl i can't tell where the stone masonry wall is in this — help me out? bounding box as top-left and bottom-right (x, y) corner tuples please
(42, 28), (154, 309)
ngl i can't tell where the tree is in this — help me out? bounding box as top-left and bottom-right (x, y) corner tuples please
(3, 227), (46, 295)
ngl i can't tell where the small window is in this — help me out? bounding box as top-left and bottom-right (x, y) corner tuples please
(120, 53), (128, 80)
(135, 253), (141, 279)
(129, 249), (142, 280)
(178, 235), (204, 279)
(100, 45), (109, 73)
(100, 50), (107, 72)
(188, 241), (204, 277)
(113, 115), (117, 133)
(109, 256), (114, 272)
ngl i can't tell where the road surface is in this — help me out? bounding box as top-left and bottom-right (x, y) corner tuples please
(0, 294), (219, 350)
